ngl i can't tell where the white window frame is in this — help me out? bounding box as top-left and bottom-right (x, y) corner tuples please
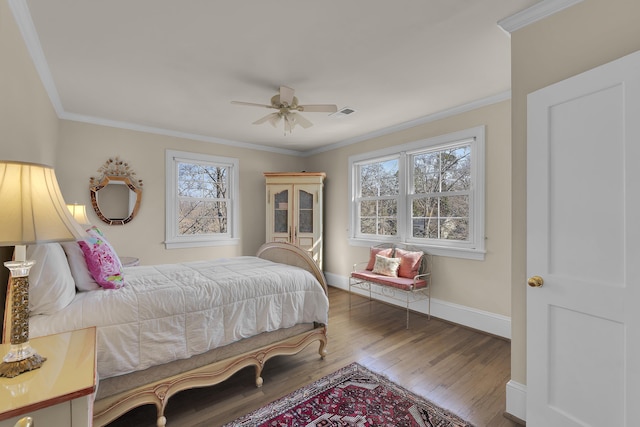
(165, 149), (240, 249)
(348, 126), (485, 260)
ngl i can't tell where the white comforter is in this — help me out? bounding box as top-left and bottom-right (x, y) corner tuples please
(30, 256), (329, 379)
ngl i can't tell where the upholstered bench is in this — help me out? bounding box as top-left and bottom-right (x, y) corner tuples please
(349, 244), (431, 328)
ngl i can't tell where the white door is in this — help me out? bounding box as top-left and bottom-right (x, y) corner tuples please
(527, 50), (640, 426)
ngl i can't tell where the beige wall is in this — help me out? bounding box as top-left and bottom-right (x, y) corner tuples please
(56, 120), (303, 264)
(509, 0), (640, 385)
(0, 1), (58, 164)
(308, 100), (513, 316)
(2, 0), (525, 352)
(56, 101), (513, 318)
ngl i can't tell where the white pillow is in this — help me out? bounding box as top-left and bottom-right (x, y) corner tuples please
(24, 243), (76, 315)
(372, 254), (401, 277)
(61, 241), (101, 291)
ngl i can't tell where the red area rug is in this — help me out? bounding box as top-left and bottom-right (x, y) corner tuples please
(224, 362), (474, 427)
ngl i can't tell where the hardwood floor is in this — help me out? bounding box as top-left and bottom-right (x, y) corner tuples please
(107, 287), (520, 427)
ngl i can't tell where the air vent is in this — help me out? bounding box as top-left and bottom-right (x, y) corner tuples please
(330, 107), (357, 118)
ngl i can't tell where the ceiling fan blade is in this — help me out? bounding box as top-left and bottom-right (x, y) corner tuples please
(231, 101), (276, 109)
(267, 113), (282, 127)
(279, 86), (295, 106)
(292, 112), (313, 129)
(253, 112), (280, 125)
(297, 104), (338, 113)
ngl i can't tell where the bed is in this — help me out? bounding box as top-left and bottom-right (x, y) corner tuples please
(2, 241), (329, 427)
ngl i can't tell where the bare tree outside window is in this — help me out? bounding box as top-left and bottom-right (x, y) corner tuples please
(177, 162), (229, 235)
(411, 144), (471, 241)
(349, 127), (484, 259)
(358, 159), (399, 236)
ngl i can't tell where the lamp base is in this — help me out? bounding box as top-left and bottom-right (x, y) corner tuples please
(0, 353), (46, 378)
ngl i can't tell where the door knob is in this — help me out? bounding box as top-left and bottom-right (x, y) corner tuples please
(527, 275), (544, 288)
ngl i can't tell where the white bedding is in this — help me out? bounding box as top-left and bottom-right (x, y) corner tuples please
(29, 256), (329, 379)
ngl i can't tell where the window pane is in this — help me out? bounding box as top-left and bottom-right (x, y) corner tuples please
(426, 220), (439, 239)
(177, 161), (229, 236)
(412, 197), (438, 218)
(412, 218), (439, 238)
(440, 195), (469, 217)
(441, 146), (470, 191)
(413, 153), (439, 193)
(378, 218), (397, 236)
(413, 145), (471, 194)
(178, 200), (228, 235)
(440, 218), (468, 241)
(360, 200), (377, 216)
(360, 217), (376, 234)
(379, 199), (397, 216)
(178, 163), (228, 198)
(360, 159), (399, 197)
(358, 199), (397, 237)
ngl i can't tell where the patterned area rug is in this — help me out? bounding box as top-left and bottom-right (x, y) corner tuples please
(224, 362), (474, 427)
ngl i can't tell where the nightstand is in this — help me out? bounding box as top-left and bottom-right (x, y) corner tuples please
(119, 256), (140, 267)
(0, 327), (97, 427)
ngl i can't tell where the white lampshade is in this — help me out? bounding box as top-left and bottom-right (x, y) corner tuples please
(67, 203), (91, 226)
(0, 161), (88, 246)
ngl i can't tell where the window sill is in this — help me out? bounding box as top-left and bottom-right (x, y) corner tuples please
(165, 237), (240, 250)
(348, 238), (486, 261)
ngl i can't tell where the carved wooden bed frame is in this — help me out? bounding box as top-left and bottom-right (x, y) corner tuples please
(2, 242), (328, 427)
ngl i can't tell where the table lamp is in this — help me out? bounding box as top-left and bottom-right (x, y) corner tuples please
(67, 203), (91, 226)
(0, 161), (87, 378)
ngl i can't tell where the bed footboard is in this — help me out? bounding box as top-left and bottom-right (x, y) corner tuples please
(93, 325), (327, 427)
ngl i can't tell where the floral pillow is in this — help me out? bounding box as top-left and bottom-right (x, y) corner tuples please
(78, 226), (125, 289)
(372, 254), (401, 277)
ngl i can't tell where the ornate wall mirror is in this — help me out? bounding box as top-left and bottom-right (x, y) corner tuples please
(90, 157), (143, 225)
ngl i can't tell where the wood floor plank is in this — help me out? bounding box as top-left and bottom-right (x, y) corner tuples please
(106, 287), (520, 427)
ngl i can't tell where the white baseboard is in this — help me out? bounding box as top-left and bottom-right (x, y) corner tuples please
(325, 272), (511, 339)
(505, 380), (527, 422)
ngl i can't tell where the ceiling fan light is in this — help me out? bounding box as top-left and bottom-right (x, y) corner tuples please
(268, 114), (281, 127)
(234, 86), (336, 134)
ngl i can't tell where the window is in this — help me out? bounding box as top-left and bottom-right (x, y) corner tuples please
(165, 150), (239, 249)
(349, 126), (485, 260)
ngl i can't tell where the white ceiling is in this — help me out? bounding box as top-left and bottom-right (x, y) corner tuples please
(19, 0), (541, 153)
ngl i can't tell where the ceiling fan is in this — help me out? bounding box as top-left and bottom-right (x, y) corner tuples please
(231, 86), (338, 134)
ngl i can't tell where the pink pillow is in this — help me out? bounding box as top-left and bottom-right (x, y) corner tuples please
(394, 248), (423, 279)
(78, 226), (125, 289)
(366, 247), (394, 270)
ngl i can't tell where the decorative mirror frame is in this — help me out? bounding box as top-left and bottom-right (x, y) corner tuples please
(90, 157), (143, 225)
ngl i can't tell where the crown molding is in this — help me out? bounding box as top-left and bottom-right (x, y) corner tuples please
(307, 91), (511, 156)
(60, 111), (304, 157)
(498, 0), (584, 34)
